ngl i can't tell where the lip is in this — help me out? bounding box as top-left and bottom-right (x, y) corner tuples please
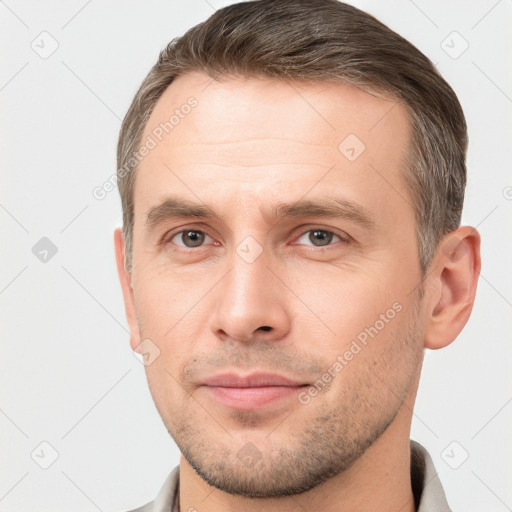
(200, 372), (308, 410)
(201, 372), (306, 388)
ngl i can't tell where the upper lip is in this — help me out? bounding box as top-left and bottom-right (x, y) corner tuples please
(201, 372), (307, 388)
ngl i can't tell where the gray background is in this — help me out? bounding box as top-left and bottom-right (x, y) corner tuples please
(0, 0), (511, 511)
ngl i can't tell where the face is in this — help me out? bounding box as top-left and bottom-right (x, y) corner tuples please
(124, 72), (426, 497)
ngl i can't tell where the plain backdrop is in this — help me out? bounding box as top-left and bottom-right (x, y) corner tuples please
(1, 1), (511, 511)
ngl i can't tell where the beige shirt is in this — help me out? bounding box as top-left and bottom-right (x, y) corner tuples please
(127, 440), (451, 512)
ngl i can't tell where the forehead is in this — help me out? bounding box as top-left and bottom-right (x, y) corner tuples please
(135, 71), (413, 227)
(142, 71), (410, 156)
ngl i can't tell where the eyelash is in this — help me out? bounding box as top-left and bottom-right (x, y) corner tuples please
(161, 225), (350, 251)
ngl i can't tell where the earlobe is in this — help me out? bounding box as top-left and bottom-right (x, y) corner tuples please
(114, 228), (141, 351)
(423, 226), (481, 350)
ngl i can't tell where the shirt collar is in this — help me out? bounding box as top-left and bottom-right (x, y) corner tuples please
(411, 440), (452, 512)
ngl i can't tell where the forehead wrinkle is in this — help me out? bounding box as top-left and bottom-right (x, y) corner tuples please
(159, 138), (339, 169)
(166, 137), (334, 148)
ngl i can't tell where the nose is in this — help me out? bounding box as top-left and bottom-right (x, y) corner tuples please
(210, 244), (291, 344)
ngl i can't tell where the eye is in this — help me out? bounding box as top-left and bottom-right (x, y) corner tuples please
(164, 227), (348, 250)
(169, 230), (213, 248)
(295, 229), (345, 247)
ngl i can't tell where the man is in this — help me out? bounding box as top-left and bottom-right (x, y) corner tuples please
(114, 1), (481, 510)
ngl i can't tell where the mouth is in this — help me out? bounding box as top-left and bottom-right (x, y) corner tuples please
(199, 372), (309, 410)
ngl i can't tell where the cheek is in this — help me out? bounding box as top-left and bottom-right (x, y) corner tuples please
(318, 303), (421, 409)
(297, 270), (405, 344)
(300, 275), (418, 396)
(144, 362), (186, 430)
(133, 266), (200, 334)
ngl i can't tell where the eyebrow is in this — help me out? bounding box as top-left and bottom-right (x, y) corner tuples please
(145, 195), (376, 231)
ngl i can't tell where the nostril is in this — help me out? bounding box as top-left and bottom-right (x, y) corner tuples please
(258, 326), (272, 332)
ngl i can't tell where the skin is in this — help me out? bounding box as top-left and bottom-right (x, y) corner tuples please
(115, 71), (481, 512)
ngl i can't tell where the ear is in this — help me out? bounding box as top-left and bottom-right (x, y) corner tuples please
(114, 228), (142, 351)
(423, 226), (481, 350)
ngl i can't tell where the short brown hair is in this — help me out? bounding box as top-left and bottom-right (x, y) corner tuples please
(117, 0), (467, 274)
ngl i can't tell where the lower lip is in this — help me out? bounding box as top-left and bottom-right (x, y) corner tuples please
(202, 385), (305, 409)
